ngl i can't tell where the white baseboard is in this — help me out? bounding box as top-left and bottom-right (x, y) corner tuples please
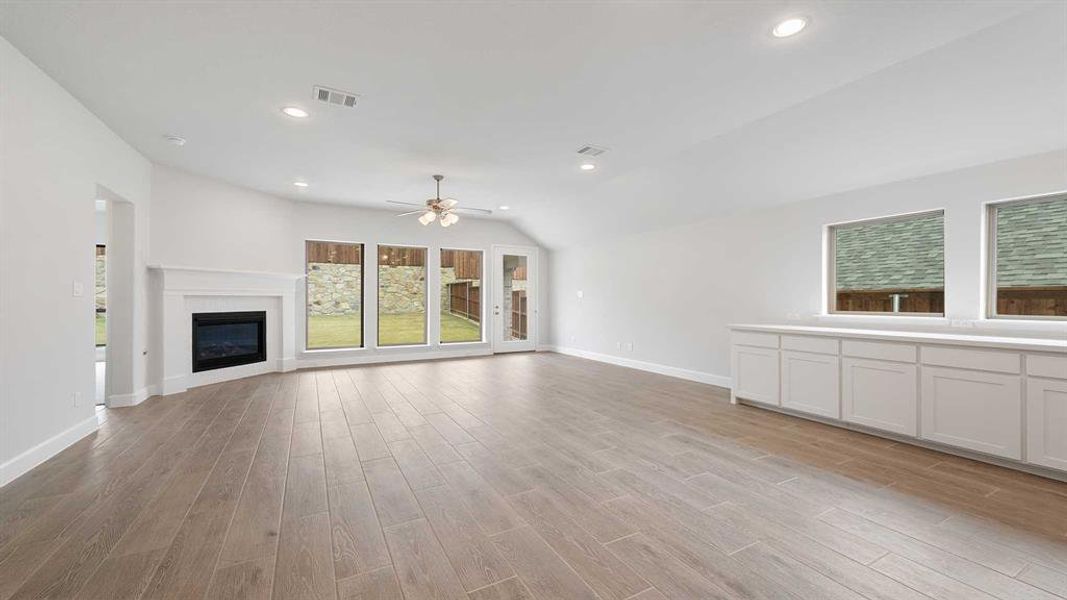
(107, 386), (154, 407)
(0, 413), (100, 487)
(544, 345), (732, 389)
(297, 346), (492, 369)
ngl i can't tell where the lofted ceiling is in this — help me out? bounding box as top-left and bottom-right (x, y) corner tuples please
(1, 1), (1064, 247)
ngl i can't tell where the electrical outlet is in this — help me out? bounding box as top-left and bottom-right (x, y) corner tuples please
(615, 341), (622, 350)
(625, 342), (634, 352)
(576, 290), (584, 300)
(72, 391), (82, 407)
(72, 280), (84, 297)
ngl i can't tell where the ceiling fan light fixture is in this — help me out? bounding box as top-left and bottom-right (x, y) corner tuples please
(440, 213), (459, 227)
(418, 211), (437, 225)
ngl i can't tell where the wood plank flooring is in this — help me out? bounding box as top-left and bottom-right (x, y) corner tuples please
(2, 352), (1066, 599)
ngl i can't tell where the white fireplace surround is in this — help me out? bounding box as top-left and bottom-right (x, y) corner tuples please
(152, 265), (301, 395)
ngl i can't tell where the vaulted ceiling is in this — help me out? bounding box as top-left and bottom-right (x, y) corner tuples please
(1, 1), (1064, 247)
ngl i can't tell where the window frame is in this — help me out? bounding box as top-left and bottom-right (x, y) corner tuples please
(304, 239), (365, 351)
(376, 243), (430, 347)
(439, 247), (485, 344)
(826, 209), (946, 317)
(985, 191), (1067, 321)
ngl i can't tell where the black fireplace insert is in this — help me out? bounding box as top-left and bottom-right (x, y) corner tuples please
(191, 311), (266, 372)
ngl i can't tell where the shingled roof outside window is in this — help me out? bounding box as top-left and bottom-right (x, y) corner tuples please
(994, 196), (1067, 288)
(834, 212), (945, 292)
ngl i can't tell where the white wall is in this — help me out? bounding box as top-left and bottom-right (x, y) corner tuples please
(548, 150), (1067, 386)
(0, 36), (152, 483)
(149, 165), (548, 380)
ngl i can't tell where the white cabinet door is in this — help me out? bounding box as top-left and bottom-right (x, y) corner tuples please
(732, 345), (780, 405)
(1026, 377), (1067, 471)
(781, 351), (840, 419)
(921, 366), (1022, 459)
(841, 358), (917, 436)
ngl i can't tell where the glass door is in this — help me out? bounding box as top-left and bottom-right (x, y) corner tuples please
(492, 246), (537, 353)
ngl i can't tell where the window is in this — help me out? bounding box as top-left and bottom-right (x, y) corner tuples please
(440, 249), (482, 343)
(988, 194), (1067, 319)
(306, 241), (363, 349)
(829, 211), (945, 315)
(378, 245), (427, 346)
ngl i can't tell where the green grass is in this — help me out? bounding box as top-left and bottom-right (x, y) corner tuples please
(307, 312), (481, 349)
(95, 314), (106, 347)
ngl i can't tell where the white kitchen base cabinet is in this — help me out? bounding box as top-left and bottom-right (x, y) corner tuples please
(731, 344), (780, 406)
(781, 351), (840, 419)
(842, 358), (917, 436)
(730, 324), (1066, 478)
(920, 366), (1022, 460)
(1027, 378), (1067, 471)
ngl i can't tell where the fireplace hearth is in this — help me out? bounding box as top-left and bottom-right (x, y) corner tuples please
(192, 311), (266, 372)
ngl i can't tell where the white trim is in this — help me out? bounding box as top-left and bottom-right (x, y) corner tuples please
(1, 413), (101, 487)
(148, 264), (304, 279)
(544, 345), (731, 388)
(107, 386), (154, 407)
(297, 344), (491, 369)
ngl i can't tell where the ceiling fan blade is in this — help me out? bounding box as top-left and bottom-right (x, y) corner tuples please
(387, 200), (424, 207)
(454, 206), (493, 215)
(438, 198), (458, 209)
(394, 210), (425, 217)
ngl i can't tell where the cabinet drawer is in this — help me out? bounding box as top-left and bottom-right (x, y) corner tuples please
(920, 366), (1022, 459)
(842, 339), (917, 363)
(782, 335), (839, 356)
(732, 331), (779, 349)
(1027, 354), (1067, 380)
(921, 346), (1021, 374)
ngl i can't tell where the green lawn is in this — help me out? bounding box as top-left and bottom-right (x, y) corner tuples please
(95, 314), (106, 347)
(307, 312), (481, 349)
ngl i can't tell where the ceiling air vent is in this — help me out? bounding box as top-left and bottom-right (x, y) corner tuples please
(313, 85), (360, 108)
(577, 144), (608, 157)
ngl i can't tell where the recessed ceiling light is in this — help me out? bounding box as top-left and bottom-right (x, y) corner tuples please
(293, 181), (309, 188)
(163, 134), (186, 146)
(498, 205), (510, 211)
(772, 17), (808, 38)
(580, 163), (596, 171)
(281, 106), (309, 118)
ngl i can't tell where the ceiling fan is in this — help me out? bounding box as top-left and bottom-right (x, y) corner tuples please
(388, 175), (492, 227)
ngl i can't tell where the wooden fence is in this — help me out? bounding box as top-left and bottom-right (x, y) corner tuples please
(441, 249), (482, 280)
(378, 245), (426, 267)
(447, 281), (481, 322)
(511, 290), (527, 339)
(996, 287), (1067, 317)
(306, 241), (362, 264)
(835, 289), (944, 314)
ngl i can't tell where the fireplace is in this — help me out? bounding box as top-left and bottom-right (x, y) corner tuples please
(191, 311), (267, 372)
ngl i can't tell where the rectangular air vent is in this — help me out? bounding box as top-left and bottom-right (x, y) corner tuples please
(313, 85), (360, 108)
(577, 144), (608, 156)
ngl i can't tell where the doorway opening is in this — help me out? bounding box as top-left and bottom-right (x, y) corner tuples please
(94, 199), (107, 405)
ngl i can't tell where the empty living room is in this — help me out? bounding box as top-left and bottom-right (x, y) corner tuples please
(2, 1), (1067, 599)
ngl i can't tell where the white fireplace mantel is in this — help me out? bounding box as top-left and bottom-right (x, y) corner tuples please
(150, 265), (303, 395)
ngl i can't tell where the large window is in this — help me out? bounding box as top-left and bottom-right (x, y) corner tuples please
(306, 241), (363, 349)
(440, 249), (483, 343)
(378, 245), (427, 346)
(988, 194), (1067, 319)
(829, 211), (945, 315)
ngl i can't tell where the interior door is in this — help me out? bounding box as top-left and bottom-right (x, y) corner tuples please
(492, 245), (536, 353)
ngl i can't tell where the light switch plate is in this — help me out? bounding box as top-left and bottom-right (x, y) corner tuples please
(72, 280), (84, 297)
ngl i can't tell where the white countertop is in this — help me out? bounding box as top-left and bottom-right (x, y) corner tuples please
(730, 324), (1067, 353)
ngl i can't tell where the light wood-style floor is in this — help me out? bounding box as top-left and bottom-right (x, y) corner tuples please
(2, 353), (1067, 600)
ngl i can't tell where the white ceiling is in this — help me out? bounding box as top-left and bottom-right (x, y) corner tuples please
(1, 1), (1064, 247)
